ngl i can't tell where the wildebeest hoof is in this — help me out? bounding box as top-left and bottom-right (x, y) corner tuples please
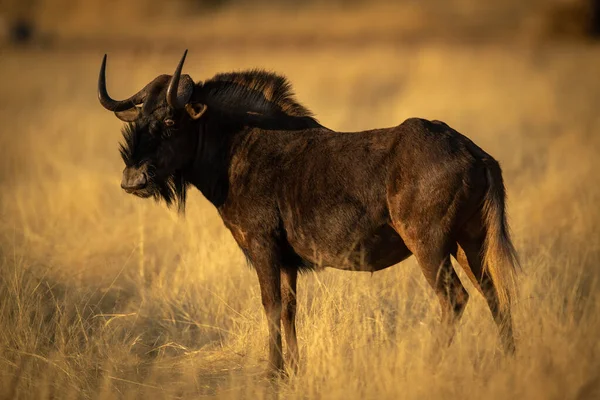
(264, 367), (288, 382)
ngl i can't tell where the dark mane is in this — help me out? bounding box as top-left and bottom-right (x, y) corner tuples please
(196, 70), (320, 125)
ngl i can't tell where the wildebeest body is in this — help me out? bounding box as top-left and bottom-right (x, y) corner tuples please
(219, 119), (485, 273)
(99, 51), (520, 376)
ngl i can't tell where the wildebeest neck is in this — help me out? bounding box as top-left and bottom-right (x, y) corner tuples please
(181, 117), (235, 208)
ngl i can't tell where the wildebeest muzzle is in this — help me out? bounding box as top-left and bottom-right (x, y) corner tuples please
(121, 165), (149, 194)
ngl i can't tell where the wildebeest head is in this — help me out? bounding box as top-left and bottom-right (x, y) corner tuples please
(98, 50), (207, 208)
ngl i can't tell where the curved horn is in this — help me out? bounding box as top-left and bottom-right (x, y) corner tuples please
(166, 49), (189, 109)
(98, 54), (147, 112)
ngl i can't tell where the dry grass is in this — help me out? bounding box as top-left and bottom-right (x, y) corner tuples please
(1, 43), (600, 399)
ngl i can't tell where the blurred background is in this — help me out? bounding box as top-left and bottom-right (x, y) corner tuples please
(1, 1), (600, 399)
(1, 0), (600, 47)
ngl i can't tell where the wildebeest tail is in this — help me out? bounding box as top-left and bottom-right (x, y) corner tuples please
(481, 159), (521, 312)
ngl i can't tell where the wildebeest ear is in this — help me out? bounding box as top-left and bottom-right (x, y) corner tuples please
(114, 107), (141, 122)
(185, 103), (207, 120)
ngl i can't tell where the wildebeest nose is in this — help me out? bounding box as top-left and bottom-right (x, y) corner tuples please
(121, 168), (148, 192)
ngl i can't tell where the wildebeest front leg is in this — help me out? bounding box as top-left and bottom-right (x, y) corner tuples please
(281, 266), (298, 373)
(251, 249), (284, 374)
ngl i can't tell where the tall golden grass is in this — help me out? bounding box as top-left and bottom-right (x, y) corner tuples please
(1, 44), (599, 399)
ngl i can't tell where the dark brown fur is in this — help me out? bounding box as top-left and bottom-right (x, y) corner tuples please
(102, 61), (520, 375)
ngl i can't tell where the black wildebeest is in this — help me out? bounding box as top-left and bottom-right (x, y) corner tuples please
(98, 50), (520, 375)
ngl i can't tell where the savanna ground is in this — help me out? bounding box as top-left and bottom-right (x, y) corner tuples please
(1, 3), (600, 398)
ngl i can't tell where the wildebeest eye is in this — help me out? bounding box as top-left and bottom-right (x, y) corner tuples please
(164, 118), (175, 127)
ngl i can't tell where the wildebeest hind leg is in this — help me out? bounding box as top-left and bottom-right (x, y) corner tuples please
(455, 235), (516, 353)
(396, 229), (469, 346)
(420, 250), (469, 346)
